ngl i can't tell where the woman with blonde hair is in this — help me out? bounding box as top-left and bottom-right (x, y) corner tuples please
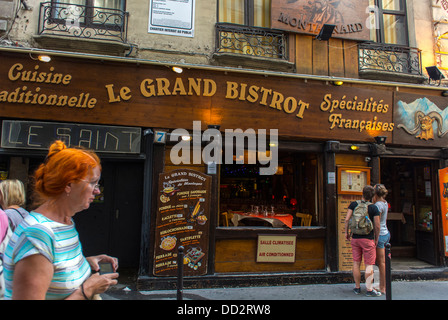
(3, 141), (118, 300)
(373, 184), (390, 295)
(0, 179), (29, 231)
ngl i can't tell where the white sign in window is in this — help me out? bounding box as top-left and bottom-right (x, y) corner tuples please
(148, 0), (195, 37)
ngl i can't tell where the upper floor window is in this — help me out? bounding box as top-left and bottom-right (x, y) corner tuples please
(218, 0), (271, 27)
(369, 0), (408, 45)
(38, 0), (128, 43)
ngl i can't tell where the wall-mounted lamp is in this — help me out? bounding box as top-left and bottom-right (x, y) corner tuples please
(426, 66), (445, 85)
(350, 145), (360, 151)
(332, 80), (343, 86)
(441, 90), (448, 97)
(171, 66), (183, 74)
(38, 55), (51, 62)
(29, 53), (51, 62)
(374, 136), (387, 145)
(316, 24), (335, 41)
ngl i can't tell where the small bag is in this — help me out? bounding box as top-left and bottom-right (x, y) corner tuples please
(349, 200), (373, 235)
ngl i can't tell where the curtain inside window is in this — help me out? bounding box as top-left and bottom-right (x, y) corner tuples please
(253, 0), (270, 28)
(382, 0), (403, 11)
(383, 14), (406, 45)
(219, 0), (245, 24)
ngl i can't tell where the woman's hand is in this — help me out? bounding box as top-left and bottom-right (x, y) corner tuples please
(80, 272), (119, 299)
(86, 254), (119, 273)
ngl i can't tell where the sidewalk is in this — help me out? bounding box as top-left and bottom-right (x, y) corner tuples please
(102, 279), (448, 300)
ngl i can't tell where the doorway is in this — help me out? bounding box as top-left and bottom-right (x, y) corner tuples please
(74, 161), (144, 268)
(380, 158), (440, 265)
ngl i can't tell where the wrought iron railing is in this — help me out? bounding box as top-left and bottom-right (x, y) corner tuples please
(215, 23), (288, 60)
(358, 42), (422, 76)
(37, 2), (129, 43)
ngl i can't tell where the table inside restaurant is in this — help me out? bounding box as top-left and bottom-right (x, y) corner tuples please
(231, 212), (293, 228)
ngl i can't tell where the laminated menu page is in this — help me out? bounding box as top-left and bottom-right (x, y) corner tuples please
(153, 169), (211, 276)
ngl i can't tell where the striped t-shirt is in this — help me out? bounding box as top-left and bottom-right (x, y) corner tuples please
(3, 211), (91, 300)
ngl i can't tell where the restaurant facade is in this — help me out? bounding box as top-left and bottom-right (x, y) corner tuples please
(0, 0), (448, 288)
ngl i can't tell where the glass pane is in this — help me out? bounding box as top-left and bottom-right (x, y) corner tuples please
(382, 0), (403, 11)
(53, 0), (86, 24)
(367, 1), (378, 41)
(93, 0), (123, 10)
(254, 0), (270, 28)
(219, 0), (245, 24)
(383, 14), (407, 45)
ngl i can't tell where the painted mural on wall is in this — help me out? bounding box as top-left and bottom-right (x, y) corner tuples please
(394, 92), (448, 147)
(271, 0), (370, 40)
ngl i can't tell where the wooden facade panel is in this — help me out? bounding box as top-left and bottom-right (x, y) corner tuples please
(295, 35), (313, 75)
(328, 39), (345, 77)
(214, 238), (325, 273)
(295, 35), (359, 79)
(312, 39), (329, 76)
(344, 40), (359, 78)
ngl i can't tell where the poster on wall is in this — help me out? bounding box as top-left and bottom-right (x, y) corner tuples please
(148, 0), (195, 37)
(438, 167), (448, 257)
(153, 169), (211, 276)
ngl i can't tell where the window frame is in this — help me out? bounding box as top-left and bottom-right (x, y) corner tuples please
(371, 0), (409, 46)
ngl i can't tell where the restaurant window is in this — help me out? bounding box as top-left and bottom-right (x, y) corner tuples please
(219, 151), (321, 228)
(216, 0), (288, 60)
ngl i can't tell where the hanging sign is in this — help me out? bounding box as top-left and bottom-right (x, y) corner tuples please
(153, 169), (211, 276)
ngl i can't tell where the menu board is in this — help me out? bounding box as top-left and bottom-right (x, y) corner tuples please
(153, 169), (211, 276)
(337, 167), (370, 195)
(337, 194), (359, 271)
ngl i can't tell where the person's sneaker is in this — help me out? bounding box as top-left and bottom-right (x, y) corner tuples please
(365, 289), (382, 297)
(353, 287), (361, 295)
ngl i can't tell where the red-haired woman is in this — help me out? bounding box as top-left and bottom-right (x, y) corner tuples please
(2, 141), (119, 300)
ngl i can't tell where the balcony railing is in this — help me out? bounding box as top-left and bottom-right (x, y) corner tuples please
(37, 2), (129, 43)
(215, 23), (288, 60)
(358, 42), (422, 76)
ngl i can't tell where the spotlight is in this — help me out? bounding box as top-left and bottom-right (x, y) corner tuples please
(350, 145), (360, 151)
(38, 55), (51, 62)
(426, 66), (445, 85)
(374, 136), (387, 145)
(332, 80), (343, 86)
(316, 24), (335, 41)
(171, 66), (183, 74)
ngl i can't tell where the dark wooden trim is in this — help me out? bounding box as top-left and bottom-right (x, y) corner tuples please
(215, 226), (326, 239)
(324, 141), (338, 271)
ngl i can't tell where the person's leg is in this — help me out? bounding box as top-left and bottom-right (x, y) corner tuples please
(364, 239), (381, 296)
(376, 232), (390, 294)
(353, 260), (362, 289)
(365, 264), (374, 291)
(376, 247), (385, 293)
(351, 239), (362, 292)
